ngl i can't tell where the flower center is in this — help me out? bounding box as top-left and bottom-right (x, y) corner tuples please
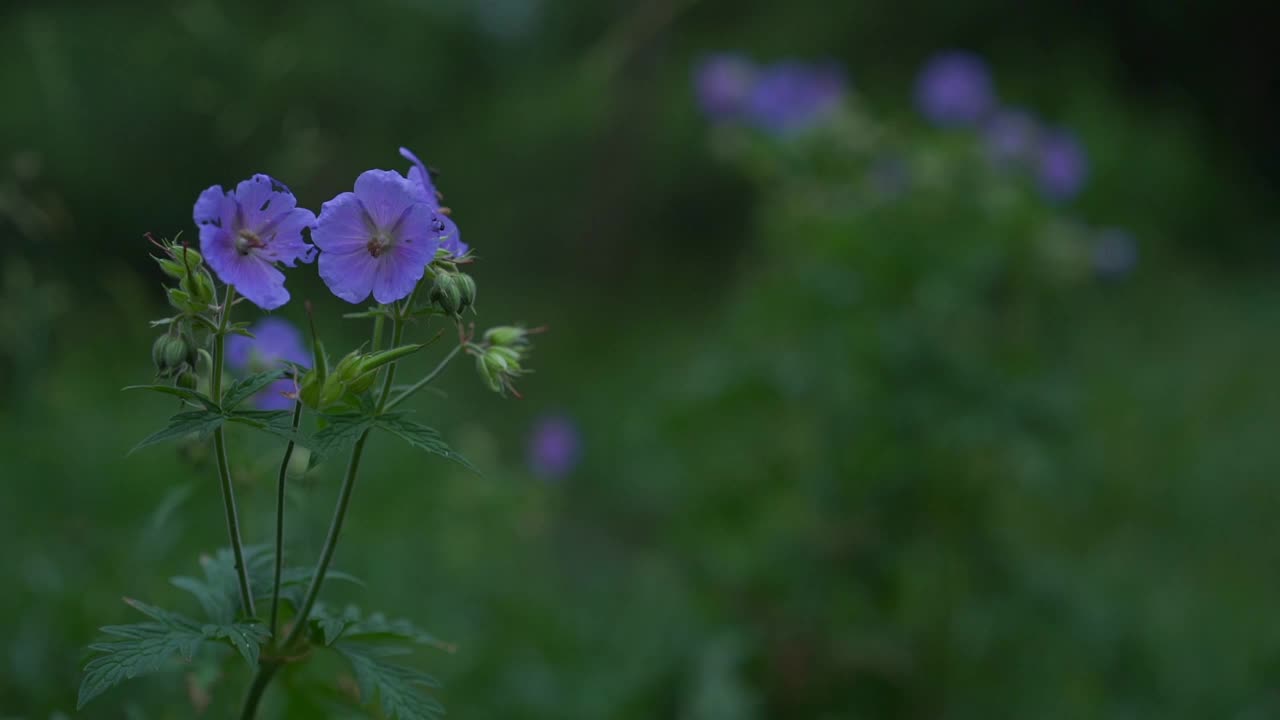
(367, 230), (394, 258)
(235, 229), (264, 256)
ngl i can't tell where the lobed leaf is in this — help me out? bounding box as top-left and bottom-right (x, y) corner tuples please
(312, 605), (453, 652)
(335, 643), (445, 720)
(375, 414), (479, 474)
(129, 410), (225, 455)
(202, 621), (271, 667)
(311, 413), (374, 460)
(221, 368), (286, 410)
(78, 622), (206, 709)
(123, 384), (220, 412)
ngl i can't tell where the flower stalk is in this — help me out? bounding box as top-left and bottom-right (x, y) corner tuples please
(211, 285), (256, 618)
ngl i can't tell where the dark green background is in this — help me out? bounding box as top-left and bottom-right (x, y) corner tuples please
(2, 1), (1279, 717)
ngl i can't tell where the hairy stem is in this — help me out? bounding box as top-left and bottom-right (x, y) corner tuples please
(211, 285), (255, 618)
(268, 398), (304, 638)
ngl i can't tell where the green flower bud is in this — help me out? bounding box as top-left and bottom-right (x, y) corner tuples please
(187, 268), (216, 307)
(456, 273), (477, 313)
(430, 272), (463, 315)
(298, 369), (323, 409)
(483, 325), (528, 348)
(152, 334), (194, 378)
(333, 351), (364, 383)
(176, 371), (199, 390)
(319, 374), (348, 408)
(346, 370), (378, 395)
(475, 353), (502, 393)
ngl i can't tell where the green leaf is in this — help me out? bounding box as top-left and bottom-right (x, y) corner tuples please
(374, 414), (479, 474)
(335, 643), (445, 720)
(201, 621), (271, 667)
(173, 546), (272, 626)
(129, 410), (225, 455)
(311, 413), (374, 459)
(312, 605), (453, 652)
(226, 409), (306, 444)
(78, 622), (206, 709)
(123, 384), (220, 412)
(221, 369), (286, 410)
(78, 598), (206, 709)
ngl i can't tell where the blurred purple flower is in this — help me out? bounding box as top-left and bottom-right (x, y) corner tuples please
(313, 169), (443, 304)
(914, 51), (995, 127)
(193, 175), (316, 310)
(226, 317), (310, 410)
(1091, 228), (1138, 280)
(745, 60), (845, 133)
(1037, 129), (1089, 202)
(693, 54), (757, 120)
(527, 414), (581, 480)
(400, 147), (468, 257)
(983, 107), (1039, 166)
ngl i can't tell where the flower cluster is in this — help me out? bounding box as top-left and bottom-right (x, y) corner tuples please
(913, 50), (1089, 203)
(693, 54), (846, 134)
(162, 147), (535, 400)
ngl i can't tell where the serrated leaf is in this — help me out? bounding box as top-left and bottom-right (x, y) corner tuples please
(78, 600), (207, 709)
(226, 409), (307, 444)
(335, 643), (445, 720)
(171, 576), (235, 626)
(123, 384), (220, 411)
(311, 413), (374, 459)
(202, 622), (271, 667)
(78, 623), (206, 709)
(123, 597), (203, 631)
(129, 410), (225, 455)
(312, 605), (453, 652)
(221, 369), (286, 410)
(374, 414), (478, 474)
(174, 546), (271, 626)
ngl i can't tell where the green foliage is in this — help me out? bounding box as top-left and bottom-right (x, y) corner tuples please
(220, 369), (287, 411)
(312, 604), (453, 652)
(128, 410), (225, 454)
(123, 384), (220, 412)
(77, 597), (268, 709)
(375, 414), (478, 474)
(334, 644), (445, 720)
(311, 413), (374, 459)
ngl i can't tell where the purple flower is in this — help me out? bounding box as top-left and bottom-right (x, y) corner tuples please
(914, 51), (995, 127)
(400, 147), (468, 257)
(694, 54), (757, 120)
(983, 107), (1039, 166)
(226, 317), (310, 410)
(1091, 228), (1138, 280)
(193, 175), (316, 310)
(1037, 129), (1088, 202)
(527, 414), (581, 480)
(746, 60), (845, 133)
(313, 169), (443, 304)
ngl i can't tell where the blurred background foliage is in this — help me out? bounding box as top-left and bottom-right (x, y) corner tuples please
(3, 0), (1280, 717)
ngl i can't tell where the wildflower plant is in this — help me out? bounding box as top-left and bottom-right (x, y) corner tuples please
(79, 149), (541, 718)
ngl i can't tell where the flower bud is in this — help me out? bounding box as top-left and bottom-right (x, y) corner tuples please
(430, 272), (463, 315)
(483, 325), (529, 348)
(152, 334), (194, 378)
(456, 273), (477, 312)
(475, 353), (502, 393)
(176, 371), (199, 390)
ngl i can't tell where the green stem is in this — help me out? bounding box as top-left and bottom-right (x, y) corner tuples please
(280, 428), (371, 648)
(384, 343), (463, 412)
(280, 299), (409, 649)
(211, 285), (255, 618)
(243, 298), (418, 717)
(239, 662), (280, 720)
(268, 398), (304, 638)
